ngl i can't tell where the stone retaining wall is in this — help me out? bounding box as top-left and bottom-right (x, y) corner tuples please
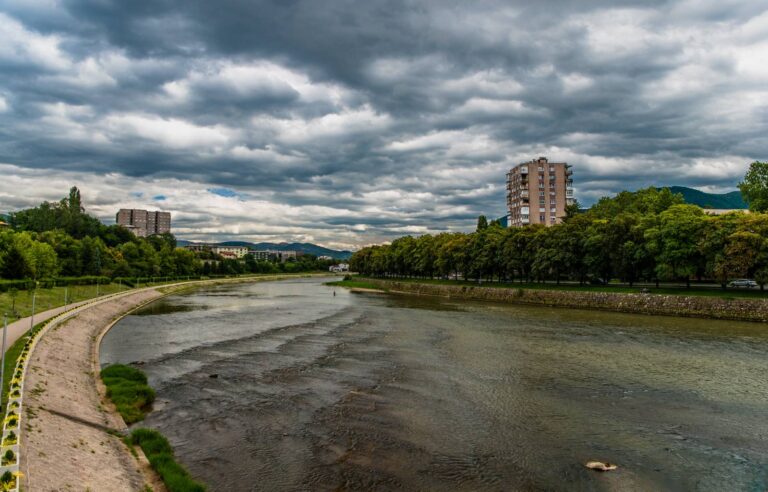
(365, 279), (768, 322)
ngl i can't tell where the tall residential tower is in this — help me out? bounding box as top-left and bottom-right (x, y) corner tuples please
(506, 157), (573, 227)
(116, 209), (171, 237)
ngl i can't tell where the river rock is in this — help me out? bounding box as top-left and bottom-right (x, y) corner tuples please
(585, 461), (618, 472)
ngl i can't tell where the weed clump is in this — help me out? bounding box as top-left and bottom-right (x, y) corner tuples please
(129, 428), (205, 492)
(101, 364), (155, 424)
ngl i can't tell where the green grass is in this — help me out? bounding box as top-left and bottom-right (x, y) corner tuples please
(128, 428), (206, 492)
(1, 321), (44, 410)
(101, 364), (155, 424)
(352, 276), (768, 299)
(325, 279), (386, 291)
(0, 283), (131, 321)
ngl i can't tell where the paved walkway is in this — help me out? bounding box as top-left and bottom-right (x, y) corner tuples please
(2, 299), (93, 354)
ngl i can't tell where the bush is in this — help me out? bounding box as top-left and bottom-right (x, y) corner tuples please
(101, 364), (155, 424)
(129, 428), (206, 492)
(2, 449), (14, 465)
(0, 470), (12, 484)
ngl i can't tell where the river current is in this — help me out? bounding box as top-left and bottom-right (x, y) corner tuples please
(100, 277), (768, 491)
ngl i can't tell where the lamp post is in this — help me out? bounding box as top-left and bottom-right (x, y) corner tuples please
(64, 286), (68, 306)
(30, 284), (37, 330)
(1, 314), (7, 404)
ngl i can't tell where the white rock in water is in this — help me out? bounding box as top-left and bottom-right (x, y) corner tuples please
(585, 461), (618, 472)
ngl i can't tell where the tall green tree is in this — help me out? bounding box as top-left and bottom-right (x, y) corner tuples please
(739, 161), (768, 212)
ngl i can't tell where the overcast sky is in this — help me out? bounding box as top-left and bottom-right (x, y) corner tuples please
(0, 1), (766, 249)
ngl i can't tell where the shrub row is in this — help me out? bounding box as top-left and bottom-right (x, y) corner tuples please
(0, 276), (111, 292)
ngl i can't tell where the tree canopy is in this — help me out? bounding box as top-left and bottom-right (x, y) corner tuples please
(351, 186), (768, 289)
(739, 161), (768, 212)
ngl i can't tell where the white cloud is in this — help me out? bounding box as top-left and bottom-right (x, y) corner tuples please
(0, 12), (70, 70)
(103, 113), (235, 149)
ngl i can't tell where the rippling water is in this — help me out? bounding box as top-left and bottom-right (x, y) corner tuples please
(100, 277), (768, 491)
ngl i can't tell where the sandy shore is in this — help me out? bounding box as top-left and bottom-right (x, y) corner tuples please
(21, 289), (164, 491)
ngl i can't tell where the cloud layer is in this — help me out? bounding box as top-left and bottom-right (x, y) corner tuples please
(1, 1), (766, 248)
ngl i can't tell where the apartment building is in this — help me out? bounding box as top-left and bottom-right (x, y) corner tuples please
(116, 209), (172, 237)
(506, 157), (574, 227)
(212, 245), (249, 258)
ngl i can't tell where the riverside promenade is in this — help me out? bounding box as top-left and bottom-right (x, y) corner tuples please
(21, 288), (165, 491)
(2, 299), (94, 356)
(14, 274), (327, 490)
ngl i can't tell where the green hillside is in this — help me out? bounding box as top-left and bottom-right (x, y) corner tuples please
(667, 186), (747, 209)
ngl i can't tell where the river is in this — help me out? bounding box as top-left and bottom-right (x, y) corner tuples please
(100, 277), (768, 491)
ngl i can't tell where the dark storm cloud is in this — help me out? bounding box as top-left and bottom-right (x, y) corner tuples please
(0, 0), (766, 247)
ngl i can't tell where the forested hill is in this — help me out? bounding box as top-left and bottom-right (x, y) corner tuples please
(177, 240), (353, 259)
(668, 186), (747, 209)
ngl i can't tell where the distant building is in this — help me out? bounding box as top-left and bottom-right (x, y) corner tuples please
(329, 263), (349, 273)
(249, 249), (300, 262)
(318, 255), (334, 261)
(249, 250), (276, 261)
(702, 209), (750, 216)
(506, 157), (574, 227)
(0, 220), (9, 229)
(185, 243), (211, 253)
(116, 209), (171, 237)
(211, 245), (249, 258)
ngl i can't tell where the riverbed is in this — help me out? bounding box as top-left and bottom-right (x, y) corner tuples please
(100, 277), (768, 491)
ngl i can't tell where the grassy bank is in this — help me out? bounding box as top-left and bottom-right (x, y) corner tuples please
(127, 429), (205, 492)
(101, 364), (155, 424)
(0, 283), (131, 321)
(101, 365), (205, 490)
(325, 278), (386, 291)
(0, 322), (43, 409)
(344, 276), (768, 300)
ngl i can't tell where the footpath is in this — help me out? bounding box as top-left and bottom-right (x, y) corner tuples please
(2, 299), (94, 355)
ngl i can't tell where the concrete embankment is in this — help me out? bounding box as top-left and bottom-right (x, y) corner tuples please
(22, 289), (164, 491)
(363, 279), (768, 322)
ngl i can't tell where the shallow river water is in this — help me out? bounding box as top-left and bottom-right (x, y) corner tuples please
(100, 277), (768, 491)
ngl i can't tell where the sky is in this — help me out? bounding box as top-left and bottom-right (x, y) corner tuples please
(0, 0), (766, 250)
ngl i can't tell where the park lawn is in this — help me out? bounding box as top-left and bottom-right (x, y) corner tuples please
(350, 276), (768, 300)
(0, 283), (131, 321)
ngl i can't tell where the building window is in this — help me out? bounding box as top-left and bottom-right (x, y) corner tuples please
(540, 214), (545, 222)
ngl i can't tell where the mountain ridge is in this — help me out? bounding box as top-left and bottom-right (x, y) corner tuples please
(667, 186), (747, 209)
(176, 240), (352, 259)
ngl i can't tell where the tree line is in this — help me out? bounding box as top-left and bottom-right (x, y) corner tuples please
(0, 187), (333, 282)
(351, 174), (768, 290)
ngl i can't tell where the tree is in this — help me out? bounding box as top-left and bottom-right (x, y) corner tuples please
(563, 199), (582, 220)
(476, 215), (488, 231)
(739, 161), (768, 212)
(1, 246), (28, 279)
(645, 205), (705, 288)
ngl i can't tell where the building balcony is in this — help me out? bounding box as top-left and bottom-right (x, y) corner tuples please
(520, 166), (528, 174)
(520, 191), (529, 198)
